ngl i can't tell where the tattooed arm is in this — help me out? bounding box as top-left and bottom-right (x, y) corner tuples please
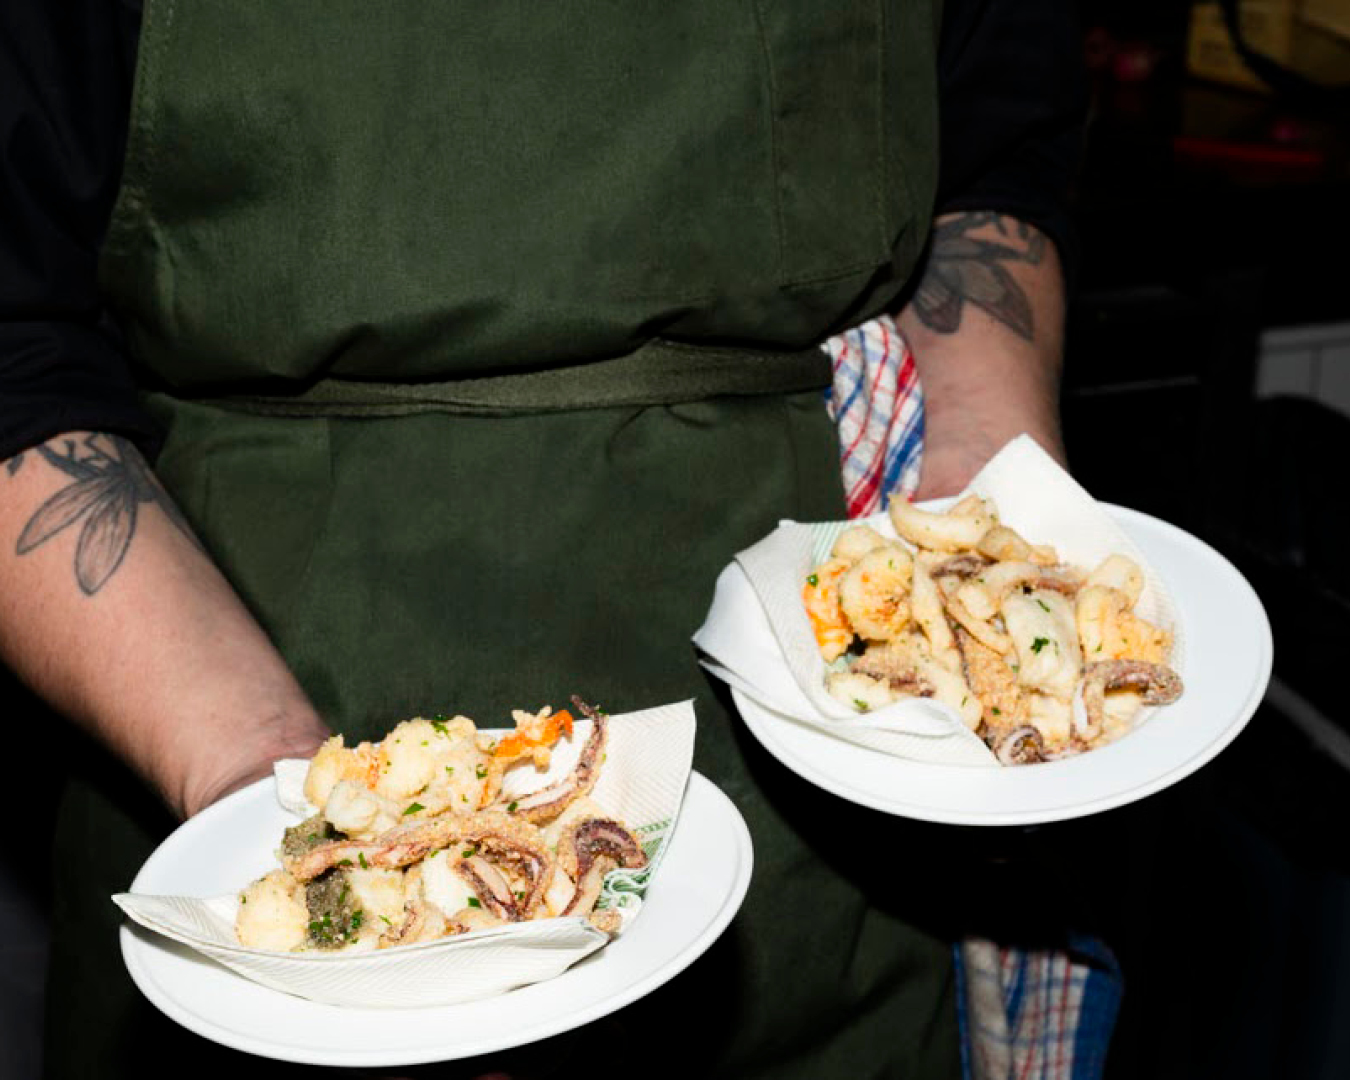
(0, 431), (330, 819)
(898, 211), (1068, 499)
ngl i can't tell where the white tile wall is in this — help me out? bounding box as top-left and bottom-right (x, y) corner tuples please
(1316, 342), (1350, 417)
(1257, 321), (1350, 418)
(1256, 346), (1318, 399)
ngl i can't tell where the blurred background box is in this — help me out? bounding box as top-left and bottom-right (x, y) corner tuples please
(1187, 0), (1350, 90)
(1301, 0), (1350, 40)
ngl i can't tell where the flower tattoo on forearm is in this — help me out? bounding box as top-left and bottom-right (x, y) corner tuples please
(910, 212), (1046, 342)
(9, 434), (195, 595)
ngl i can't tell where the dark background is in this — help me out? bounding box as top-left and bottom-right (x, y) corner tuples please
(1057, 2), (1350, 1076)
(5, 3), (1350, 1077)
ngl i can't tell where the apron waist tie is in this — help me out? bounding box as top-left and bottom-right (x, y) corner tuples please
(193, 338), (832, 418)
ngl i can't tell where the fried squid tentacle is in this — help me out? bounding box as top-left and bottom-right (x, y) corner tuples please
(1079, 659), (1184, 741)
(380, 864), (454, 948)
(995, 725), (1047, 766)
(453, 854), (521, 921)
(556, 817), (647, 918)
(285, 810), (553, 913)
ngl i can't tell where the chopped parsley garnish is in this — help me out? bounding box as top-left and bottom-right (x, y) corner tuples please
(853, 698), (870, 712)
(475, 765), (487, 779)
(806, 573), (819, 586)
(358, 852), (369, 869)
(1030, 636), (1050, 654)
(403, 802), (424, 816)
(1035, 598), (1051, 613)
(466, 897), (482, 909)
(507, 800), (518, 812)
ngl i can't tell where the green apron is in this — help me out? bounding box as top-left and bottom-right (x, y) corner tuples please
(48, 3), (960, 1076)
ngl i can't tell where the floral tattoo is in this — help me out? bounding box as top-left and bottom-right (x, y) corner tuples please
(9, 434), (193, 595)
(910, 212), (1046, 342)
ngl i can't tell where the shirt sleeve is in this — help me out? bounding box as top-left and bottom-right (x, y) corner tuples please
(934, 0), (1087, 277)
(0, 0), (160, 463)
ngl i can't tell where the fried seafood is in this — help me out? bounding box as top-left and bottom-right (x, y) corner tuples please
(889, 495), (996, 552)
(802, 557), (854, 663)
(554, 815), (647, 917)
(234, 698), (646, 953)
(976, 524), (1059, 566)
(1002, 590), (1081, 701)
(911, 560), (960, 671)
(849, 636), (983, 729)
(956, 627), (1028, 740)
(831, 523), (893, 562)
(838, 545), (913, 642)
(236, 870), (310, 951)
(1076, 585), (1171, 665)
(995, 725), (1048, 766)
(806, 499), (1183, 762)
(1079, 659), (1183, 742)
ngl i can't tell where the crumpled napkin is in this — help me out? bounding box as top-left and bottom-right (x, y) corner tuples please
(693, 436), (1183, 767)
(115, 700), (695, 1008)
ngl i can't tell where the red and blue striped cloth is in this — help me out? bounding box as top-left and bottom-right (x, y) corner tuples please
(821, 314), (925, 517)
(956, 935), (1123, 1080)
(821, 316), (1123, 1080)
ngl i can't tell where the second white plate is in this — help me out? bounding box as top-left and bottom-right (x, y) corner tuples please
(120, 770), (752, 1067)
(734, 504), (1272, 826)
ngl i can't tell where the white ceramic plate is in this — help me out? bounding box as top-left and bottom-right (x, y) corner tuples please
(734, 504), (1272, 826)
(120, 770), (751, 1067)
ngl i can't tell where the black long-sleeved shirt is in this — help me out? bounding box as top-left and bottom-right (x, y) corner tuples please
(0, 0), (1085, 462)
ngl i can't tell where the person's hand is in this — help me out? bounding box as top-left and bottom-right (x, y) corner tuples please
(913, 425), (1001, 502)
(914, 417), (1066, 502)
(183, 717), (330, 818)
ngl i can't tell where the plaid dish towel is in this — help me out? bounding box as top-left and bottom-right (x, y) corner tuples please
(956, 936), (1122, 1080)
(821, 314), (924, 515)
(819, 316), (1124, 1079)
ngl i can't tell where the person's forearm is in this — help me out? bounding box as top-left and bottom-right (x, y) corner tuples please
(0, 431), (330, 819)
(898, 211), (1067, 499)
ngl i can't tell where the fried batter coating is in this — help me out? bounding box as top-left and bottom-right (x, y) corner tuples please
(236, 869), (309, 952)
(800, 494), (1182, 764)
(955, 627), (1028, 739)
(838, 545), (914, 642)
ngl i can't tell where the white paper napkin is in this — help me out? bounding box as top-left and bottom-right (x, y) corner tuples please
(694, 436), (1183, 766)
(115, 700), (696, 1008)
